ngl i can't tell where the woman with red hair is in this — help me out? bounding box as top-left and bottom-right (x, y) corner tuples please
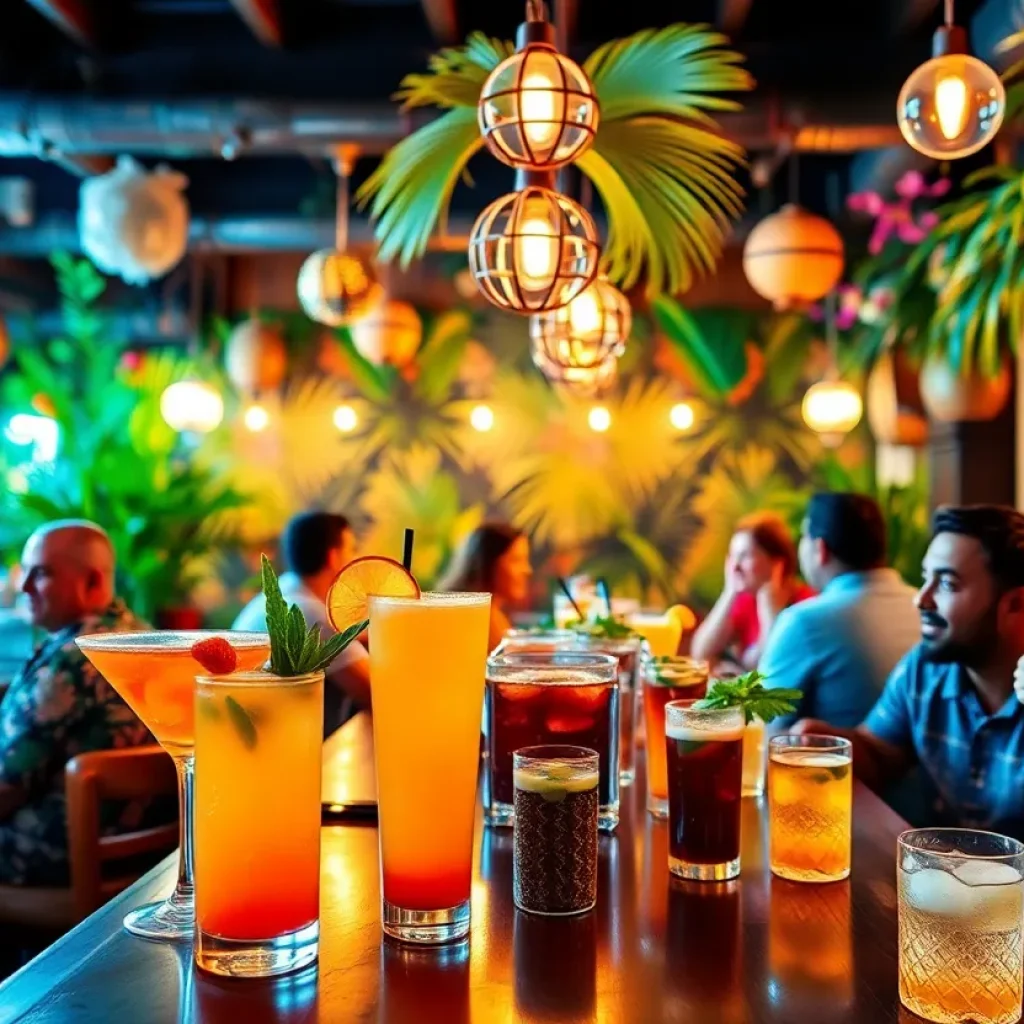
(691, 511), (814, 672)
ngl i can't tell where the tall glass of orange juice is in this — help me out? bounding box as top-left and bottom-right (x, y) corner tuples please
(369, 592), (491, 943)
(194, 670), (324, 977)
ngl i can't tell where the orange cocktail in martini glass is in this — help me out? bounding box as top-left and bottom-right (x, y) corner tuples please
(76, 630), (269, 940)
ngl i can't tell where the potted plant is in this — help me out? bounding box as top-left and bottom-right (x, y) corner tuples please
(0, 254), (249, 626)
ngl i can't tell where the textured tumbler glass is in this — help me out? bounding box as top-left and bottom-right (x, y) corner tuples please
(513, 745), (599, 916)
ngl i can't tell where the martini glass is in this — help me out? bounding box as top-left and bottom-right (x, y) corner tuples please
(76, 630), (270, 940)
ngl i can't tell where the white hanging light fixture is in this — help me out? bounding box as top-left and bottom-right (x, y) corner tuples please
(897, 0), (1005, 160)
(802, 291), (863, 447)
(298, 146), (383, 326)
(160, 379), (224, 434)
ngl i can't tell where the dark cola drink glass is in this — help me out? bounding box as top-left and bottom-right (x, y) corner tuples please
(665, 700), (745, 882)
(513, 745), (599, 916)
(484, 652), (619, 832)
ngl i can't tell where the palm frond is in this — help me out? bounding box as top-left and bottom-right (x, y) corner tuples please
(580, 117), (746, 295)
(395, 32), (512, 109)
(585, 24), (753, 123)
(356, 107), (485, 266)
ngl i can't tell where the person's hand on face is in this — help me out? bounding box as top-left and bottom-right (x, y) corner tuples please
(723, 553), (746, 596)
(757, 560), (788, 615)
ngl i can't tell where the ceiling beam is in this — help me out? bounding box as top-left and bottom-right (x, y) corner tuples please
(716, 0), (754, 36)
(228, 0), (283, 46)
(419, 0), (459, 44)
(23, 0), (96, 46)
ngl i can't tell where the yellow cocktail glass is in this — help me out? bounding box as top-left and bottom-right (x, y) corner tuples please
(369, 592), (490, 943)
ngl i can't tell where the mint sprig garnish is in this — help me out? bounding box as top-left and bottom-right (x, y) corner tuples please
(695, 670), (803, 725)
(567, 615), (637, 640)
(262, 554), (366, 676)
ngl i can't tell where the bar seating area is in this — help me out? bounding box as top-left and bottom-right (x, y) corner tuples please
(2, 2), (1024, 1022)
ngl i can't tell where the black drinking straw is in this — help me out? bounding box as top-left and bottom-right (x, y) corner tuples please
(557, 577), (584, 621)
(402, 528), (414, 572)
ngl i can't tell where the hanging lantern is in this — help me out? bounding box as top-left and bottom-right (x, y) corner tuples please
(468, 176), (600, 314)
(919, 352), (1011, 422)
(530, 276), (630, 373)
(298, 250), (382, 327)
(298, 146), (383, 327)
(349, 300), (422, 368)
(743, 204), (844, 310)
(532, 335), (618, 396)
(866, 349), (929, 446)
(478, 0), (599, 172)
(160, 380), (224, 434)
(79, 156), (189, 285)
(897, 4), (1005, 160)
(802, 377), (863, 447)
(224, 320), (288, 394)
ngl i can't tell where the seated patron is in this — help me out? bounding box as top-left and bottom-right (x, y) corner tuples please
(691, 511), (813, 672)
(438, 523), (533, 652)
(0, 521), (152, 886)
(761, 493), (919, 728)
(792, 505), (1024, 840)
(233, 511), (369, 736)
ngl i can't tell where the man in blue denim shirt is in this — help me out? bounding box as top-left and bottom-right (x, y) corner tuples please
(792, 505), (1024, 839)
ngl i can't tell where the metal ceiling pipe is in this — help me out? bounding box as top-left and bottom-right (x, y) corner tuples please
(0, 98), (412, 160)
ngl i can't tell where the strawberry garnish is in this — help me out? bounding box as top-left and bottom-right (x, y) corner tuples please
(191, 637), (238, 675)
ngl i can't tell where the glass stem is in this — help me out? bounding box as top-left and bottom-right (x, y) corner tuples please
(172, 754), (195, 905)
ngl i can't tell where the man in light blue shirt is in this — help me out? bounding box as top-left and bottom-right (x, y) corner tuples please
(792, 505), (1024, 839)
(761, 492), (919, 729)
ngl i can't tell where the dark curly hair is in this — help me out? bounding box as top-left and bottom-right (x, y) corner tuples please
(932, 504), (1024, 591)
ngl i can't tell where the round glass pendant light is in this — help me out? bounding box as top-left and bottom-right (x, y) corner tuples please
(531, 335), (618, 395)
(468, 175), (600, 314)
(897, 1), (1005, 160)
(298, 146), (382, 327)
(478, 0), (599, 171)
(802, 377), (864, 447)
(530, 276), (630, 372)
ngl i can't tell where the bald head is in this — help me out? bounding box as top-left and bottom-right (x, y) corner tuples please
(21, 520), (116, 632)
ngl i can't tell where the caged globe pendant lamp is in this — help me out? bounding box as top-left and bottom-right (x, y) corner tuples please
(478, 0), (599, 172)
(468, 171), (601, 314)
(897, 0), (1005, 160)
(530, 276), (630, 376)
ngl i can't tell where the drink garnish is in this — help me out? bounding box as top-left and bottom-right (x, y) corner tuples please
(264, 554), (365, 676)
(191, 636), (239, 675)
(224, 696), (257, 750)
(326, 555), (420, 634)
(694, 670), (803, 725)
(567, 615), (636, 640)
(650, 655), (705, 686)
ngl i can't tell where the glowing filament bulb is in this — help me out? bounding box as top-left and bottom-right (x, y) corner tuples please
(935, 73), (969, 139)
(521, 72), (558, 149)
(516, 205), (558, 288)
(568, 287), (602, 340)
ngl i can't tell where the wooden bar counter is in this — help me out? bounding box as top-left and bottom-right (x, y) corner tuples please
(0, 714), (911, 1023)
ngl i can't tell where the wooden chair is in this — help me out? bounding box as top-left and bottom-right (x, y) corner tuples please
(65, 745), (178, 921)
(0, 745), (178, 931)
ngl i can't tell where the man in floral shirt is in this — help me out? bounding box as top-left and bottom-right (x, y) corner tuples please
(0, 521), (153, 885)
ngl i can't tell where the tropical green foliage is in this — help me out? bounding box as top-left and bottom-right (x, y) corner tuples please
(358, 25), (752, 296)
(0, 255), (249, 621)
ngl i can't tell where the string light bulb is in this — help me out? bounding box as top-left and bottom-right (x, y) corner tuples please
(160, 380), (224, 434)
(897, 0), (1005, 160)
(801, 291), (863, 446)
(478, 0), (599, 171)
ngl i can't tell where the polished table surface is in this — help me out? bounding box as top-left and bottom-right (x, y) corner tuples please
(0, 715), (913, 1023)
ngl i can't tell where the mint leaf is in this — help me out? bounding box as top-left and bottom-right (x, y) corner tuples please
(262, 554), (290, 675)
(567, 615), (637, 640)
(310, 620), (367, 673)
(225, 696), (258, 750)
(695, 671), (803, 724)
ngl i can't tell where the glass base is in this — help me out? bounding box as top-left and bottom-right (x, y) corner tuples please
(382, 898), (470, 944)
(195, 920), (319, 978)
(646, 796), (668, 819)
(619, 768), (635, 787)
(485, 801), (514, 828)
(771, 863), (850, 883)
(514, 898), (596, 917)
(669, 854), (740, 882)
(124, 888), (193, 941)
